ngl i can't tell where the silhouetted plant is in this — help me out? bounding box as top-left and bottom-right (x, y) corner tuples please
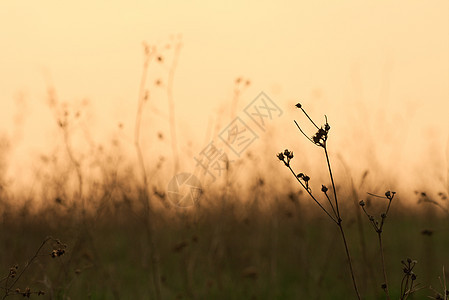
(359, 190), (396, 299)
(0, 237), (66, 299)
(399, 258), (420, 299)
(277, 103), (361, 299)
(134, 42), (162, 300)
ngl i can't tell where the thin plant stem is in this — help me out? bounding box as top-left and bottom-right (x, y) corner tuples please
(338, 223), (362, 300)
(134, 45), (152, 189)
(282, 105), (361, 299)
(167, 40), (182, 174)
(62, 127), (84, 215)
(230, 81), (240, 120)
(444, 266), (447, 300)
(378, 233), (391, 300)
(294, 120), (314, 144)
(286, 164), (338, 224)
(324, 144), (360, 299)
(323, 190), (338, 220)
(299, 107), (319, 129)
(324, 146), (341, 220)
(134, 44), (162, 300)
(2, 237), (52, 299)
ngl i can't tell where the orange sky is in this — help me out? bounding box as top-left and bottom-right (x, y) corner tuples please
(0, 1), (448, 199)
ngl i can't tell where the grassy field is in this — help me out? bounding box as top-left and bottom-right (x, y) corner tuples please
(0, 186), (448, 299)
(1, 96), (448, 299)
(1, 47), (447, 299)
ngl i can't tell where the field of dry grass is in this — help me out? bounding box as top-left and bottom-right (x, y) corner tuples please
(0, 179), (448, 299)
(1, 38), (448, 300)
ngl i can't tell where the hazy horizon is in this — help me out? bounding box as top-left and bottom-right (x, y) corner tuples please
(1, 1), (448, 204)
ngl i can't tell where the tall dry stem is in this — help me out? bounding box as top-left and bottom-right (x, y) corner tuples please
(278, 102), (361, 299)
(134, 42), (161, 300)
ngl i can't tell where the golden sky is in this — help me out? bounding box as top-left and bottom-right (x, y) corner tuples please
(1, 1), (448, 198)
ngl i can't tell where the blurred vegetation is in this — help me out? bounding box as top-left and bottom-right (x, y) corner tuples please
(0, 184), (448, 299)
(1, 39), (448, 299)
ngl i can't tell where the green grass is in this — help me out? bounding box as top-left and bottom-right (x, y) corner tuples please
(0, 192), (448, 299)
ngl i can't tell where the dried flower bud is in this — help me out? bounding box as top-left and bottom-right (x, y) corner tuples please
(295, 103), (302, 108)
(9, 267), (16, 278)
(277, 153), (284, 161)
(359, 200), (365, 207)
(283, 149), (294, 159)
(51, 249), (65, 258)
(321, 185), (328, 193)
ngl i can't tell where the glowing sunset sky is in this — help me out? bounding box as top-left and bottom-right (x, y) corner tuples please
(0, 1), (448, 198)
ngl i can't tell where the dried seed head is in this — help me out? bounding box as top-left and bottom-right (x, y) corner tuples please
(51, 249), (65, 258)
(9, 267), (17, 278)
(359, 200), (365, 207)
(312, 128), (328, 147)
(295, 103), (302, 109)
(381, 283), (387, 289)
(321, 185), (328, 193)
(283, 149), (294, 159)
(277, 152), (285, 161)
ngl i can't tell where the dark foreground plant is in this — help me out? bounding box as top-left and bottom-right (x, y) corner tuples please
(399, 258), (420, 299)
(0, 237), (66, 299)
(359, 191), (396, 299)
(277, 103), (361, 299)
